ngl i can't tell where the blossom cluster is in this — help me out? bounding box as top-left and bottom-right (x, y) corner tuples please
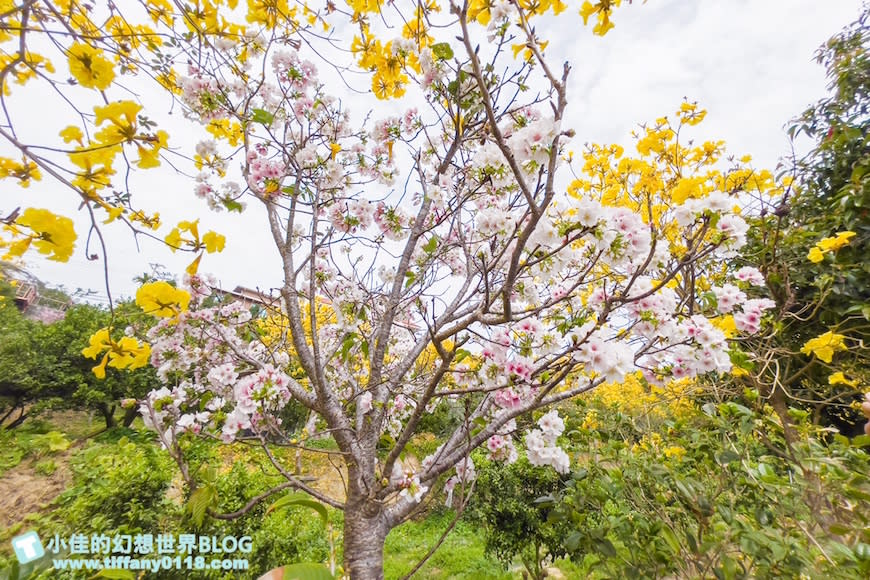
(525, 410), (570, 474)
(138, 278), (295, 446)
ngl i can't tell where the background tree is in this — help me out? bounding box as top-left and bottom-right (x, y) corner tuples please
(0, 279), (157, 429)
(735, 6), (869, 440)
(0, 284), (55, 428)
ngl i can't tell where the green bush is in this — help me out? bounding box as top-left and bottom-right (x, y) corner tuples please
(55, 434), (176, 535)
(549, 399), (870, 579)
(470, 456), (571, 580)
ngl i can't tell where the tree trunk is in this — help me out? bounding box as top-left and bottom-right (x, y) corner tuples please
(122, 406), (138, 428)
(4, 407), (28, 429)
(0, 403), (21, 428)
(343, 500), (389, 580)
(97, 402), (117, 429)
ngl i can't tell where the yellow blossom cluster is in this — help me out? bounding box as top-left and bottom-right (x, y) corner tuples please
(630, 432), (687, 462)
(0, 51), (55, 94)
(807, 231), (856, 263)
(82, 327), (152, 379)
(67, 42), (116, 90)
(0, 157), (41, 187)
(135, 281), (192, 318)
(568, 102), (786, 264)
(829, 371), (860, 388)
(2, 208), (76, 263)
(164, 220), (227, 275)
(206, 119), (245, 147)
(352, 27), (416, 100)
(579, 0), (621, 36)
(592, 372), (699, 420)
(60, 99), (169, 225)
(351, 0), (628, 99)
(801, 330), (848, 364)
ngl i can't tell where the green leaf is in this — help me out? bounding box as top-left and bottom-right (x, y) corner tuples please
(828, 523), (852, 535)
(266, 492), (329, 525)
(282, 563), (335, 580)
(222, 198), (244, 213)
(423, 235), (439, 254)
(715, 450), (740, 465)
(754, 507), (772, 526)
(594, 538), (616, 558)
(756, 463), (776, 480)
(252, 108), (275, 125)
(340, 333), (358, 359)
(187, 483), (218, 526)
(660, 526), (681, 554)
(454, 348), (470, 363)
(564, 531), (581, 552)
(431, 42), (454, 61)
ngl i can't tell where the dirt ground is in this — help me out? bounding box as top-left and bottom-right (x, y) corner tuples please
(0, 453), (71, 533)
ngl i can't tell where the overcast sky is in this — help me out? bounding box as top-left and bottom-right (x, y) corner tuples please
(5, 0), (863, 303)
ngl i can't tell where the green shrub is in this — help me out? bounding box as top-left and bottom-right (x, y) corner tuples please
(55, 435), (176, 534)
(470, 457), (571, 580)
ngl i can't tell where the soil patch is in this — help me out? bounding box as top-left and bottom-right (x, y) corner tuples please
(0, 454), (72, 534)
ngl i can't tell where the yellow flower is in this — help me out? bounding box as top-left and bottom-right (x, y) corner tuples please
(809, 231), (856, 263)
(68, 144), (120, 193)
(663, 446), (686, 460)
(807, 246), (825, 263)
(711, 315), (737, 339)
(816, 231), (856, 252)
(165, 227), (183, 251)
(136, 130), (169, 169)
(82, 327), (112, 360)
(102, 205), (124, 224)
(801, 331), (847, 364)
(581, 409), (600, 430)
(828, 372), (859, 388)
(202, 231), (226, 253)
(67, 43), (115, 90)
(0, 157), (41, 187)
(247, 0), (294, 28)
(82, 327), (151, 378)
(136, 281), (191, 318)
(206, 119), (244, 147)
(468, 0), (491, 25)
(59, 126), (84, 144)
(14, 208), (76, 262)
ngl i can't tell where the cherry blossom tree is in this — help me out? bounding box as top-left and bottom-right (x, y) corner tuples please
(1, 1), (782, 577)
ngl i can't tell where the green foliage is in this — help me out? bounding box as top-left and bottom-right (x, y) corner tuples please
(0, 298), (60, 428)
(542, 399), (870, 579)
(470, 457), (571, 580)
(33, 459), (57, 476)
(0, 290), (158, 430)
(52, 434), (176, 534)
(0, 422), (70, 475)
(267, 492), (329, 525)
(278, 562), (334, 580)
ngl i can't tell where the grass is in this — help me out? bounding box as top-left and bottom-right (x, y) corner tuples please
(384, 509), (513, 580)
